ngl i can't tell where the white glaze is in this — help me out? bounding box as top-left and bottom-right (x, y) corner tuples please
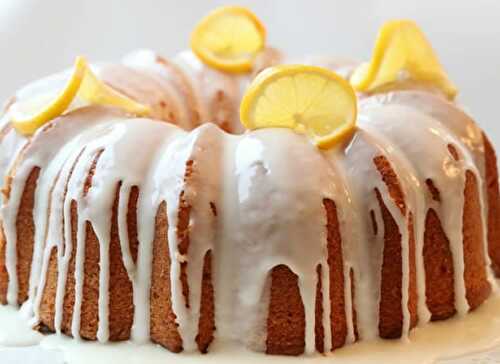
(0, 49), (497, 359)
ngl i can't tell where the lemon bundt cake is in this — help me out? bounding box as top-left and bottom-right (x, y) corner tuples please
(0, 8), (499, 357)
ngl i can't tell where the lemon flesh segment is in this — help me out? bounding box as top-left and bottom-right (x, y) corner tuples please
(79, 66), (151, 117)
(350, 20), (457, 99)
(191, 6), (266, 73)
(11, 56), (87, 135)
(240, 65), (357, 149)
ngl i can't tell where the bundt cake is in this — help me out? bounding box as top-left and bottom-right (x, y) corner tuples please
(0, 8), (499, 358)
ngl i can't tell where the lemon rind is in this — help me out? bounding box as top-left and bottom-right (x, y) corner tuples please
(350, 19), (457, 99)
(11, 56), (151, 136)
(12, 56), (87, 135)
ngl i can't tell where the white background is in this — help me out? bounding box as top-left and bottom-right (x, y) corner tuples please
(0, 0), (500, 363)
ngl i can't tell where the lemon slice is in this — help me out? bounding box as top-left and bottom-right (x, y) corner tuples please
(190, 5), (266, 73)
(350, 20), (457, 99)
(10, 57), (151, 136)
(79, 65), (151, 116)
(11, 56), (87, 135)
(240, 65), (357, 149)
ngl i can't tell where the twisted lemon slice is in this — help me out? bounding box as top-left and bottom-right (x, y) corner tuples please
(78, 63), (150, 115)
(11, 57), (87, 135)
(350, 20), (457, 99)
(11, 57), (150, 135)
(240, 65), (357, 149)
(191, 6), (266, 73)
